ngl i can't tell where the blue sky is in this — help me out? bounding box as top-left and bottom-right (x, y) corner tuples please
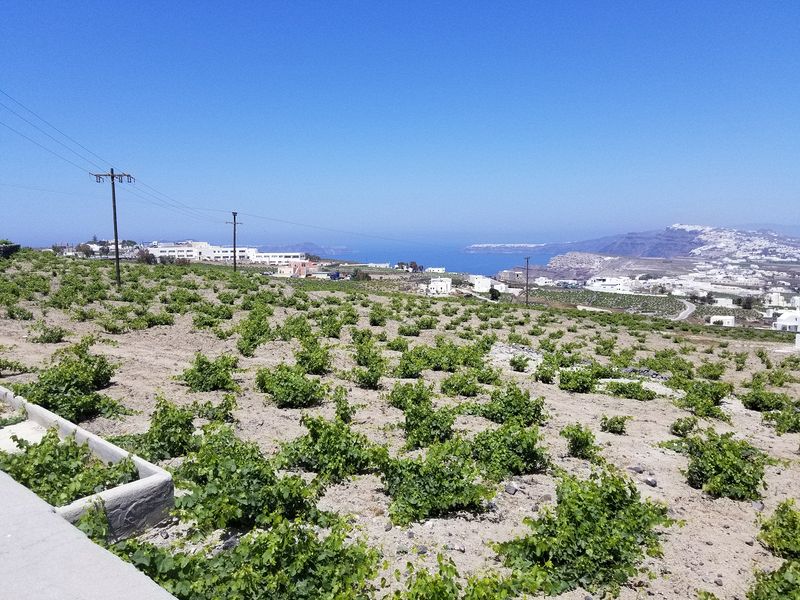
(1, 1), (798, 249)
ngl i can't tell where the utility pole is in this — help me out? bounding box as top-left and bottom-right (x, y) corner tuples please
(226, 211), (242, 272)
(525, 256), (530, 306)
(91, 168), (134, 287)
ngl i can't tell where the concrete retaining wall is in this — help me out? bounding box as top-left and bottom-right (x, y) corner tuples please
(0, 385), (173, 540)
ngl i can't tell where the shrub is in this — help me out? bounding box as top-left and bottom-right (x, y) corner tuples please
(110, 396), (196, 461)
(294, 336), (331, 375)
(12, 339), (123, 422)
(746, 561), (800, 599)
(6, 304), (33, 320)
(236, 302), (274, 356)
(474, 383), (546, 426)
(740, 388), (790, 412)
(369, 304), (388, 326)
(472, 422), (549, 481)
(174, 425), (316, 531)
(279, 414), (384, 483)
(669, 416), (699, 437)
(533, 363), (556, 384)
(381, 439), (492, 525)
(497, 469), (674, 597)
(398, 322), (421, 337)
(387, 380), (434, 411)
(671, 430), (771, 500)
(386, 337), (409, 352)
(395, 346), (428, 378)
(113, 519), (378, 600)
(675, 380), (733, 422)
(510, 355), (529, 372)
(0, 357), (32, 377)
(179, 353), (239, 392)
(29, 320), (68, 343)
(440, 370), (481, 397)
(560, 423), (599, 460)
(604, 380), (656, 401)
(558, 368), (596, 393)
(255, 364), (326, 408)
(191, 393), (237, 423)
(762, 402), (800, 434)
(697, 361), (726, 380)
(600, 414), (632, 435)
(403, 403), (454, 448)
(0, 428), (137, 506)
(758, 499), (800, 559)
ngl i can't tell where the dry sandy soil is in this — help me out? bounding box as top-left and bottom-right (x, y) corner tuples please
(1, 280), (798, 599)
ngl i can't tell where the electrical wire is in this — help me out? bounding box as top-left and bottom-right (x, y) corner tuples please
(0, 118), (91, 174)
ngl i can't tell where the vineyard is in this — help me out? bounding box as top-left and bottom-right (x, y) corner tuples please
(1, 249), (799, 599)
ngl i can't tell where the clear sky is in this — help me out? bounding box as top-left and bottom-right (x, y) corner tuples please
(1, 1), (798, 249)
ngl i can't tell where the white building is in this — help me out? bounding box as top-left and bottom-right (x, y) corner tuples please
(709, 315), (735, 327)
(426, 277), (452, 297)
(585, 277), (633, 293)
(792, 296), (800, 309)
(714, 297), (735, 309)
(147, 241), (305, 265)
(765, 292), (788, 307)
(773, 311), (800, 332)
(469, 275), (509, 294)
(424, 267), (446, 273)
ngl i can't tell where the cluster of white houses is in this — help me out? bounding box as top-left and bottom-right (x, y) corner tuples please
(146, 241), (305, 265)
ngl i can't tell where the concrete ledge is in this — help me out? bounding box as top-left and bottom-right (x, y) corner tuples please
(0, 385), (174, 540)
(0, 471), (176, 600)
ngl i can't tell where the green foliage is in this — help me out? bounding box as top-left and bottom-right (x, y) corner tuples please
(387, 380), (434, 411)
(398, 322), (421, 337)
(471, 383), (546, 426)
(697, 361), (726, 380)
(674, 380), (733, 422)
(29, 320), (69, 343)
(560, 423), (600, 460)
(472, 422), (549, 481)
(509, 355), (529, 372)
(740, 387), (790, 412)
(600, 414), (632, 435)
(746, 561), (800, 600)
(0, 428), (137, 506)
(669, 416), (699, 437)
(533, 363), (556, 384)
(12, 339), (124, 422)
(6, 304), (34, 320)
(279, 414), (385, 483)
(403, 403), (454, 448)
(236, 301), (274, 356)
(381, 439), (492, 525)
(369, 304), (388, 326)
(0, 357), (32, 376)
(294, 336), (331, 375)
(668, 430), (771, 500)
(604, 380), (656, 401)
(0, 408), (26, 428)
(110, 396), (196, 461)
(758, 499), (800, 559)
(640, 349), (694, 380)
(558, 368), (596, 393)
(762, 401), (800, 434)
(497, 469), (674, 597)
(179, 353), (239, 392)
(255, 364), (326, 408)
(112, 518), (378, 600)
(387, 337), (409, 352)
(191, 393), (238, 423)
(440, 370), (481, 397)
(174, 425), (316, 531)
(395, 346), (429, 378)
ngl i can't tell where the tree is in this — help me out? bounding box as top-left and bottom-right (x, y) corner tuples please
(489, 287), (501, 301)
(76, 243), (94, 257)
(351, 268), (371, 281)
(136, 249), (157, 265)
(100, 245), (110, 256)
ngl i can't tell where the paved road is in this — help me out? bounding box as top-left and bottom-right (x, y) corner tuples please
(673, 300), (696, 321)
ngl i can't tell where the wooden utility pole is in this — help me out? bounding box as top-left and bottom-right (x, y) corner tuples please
(91, 168), (134, 287)
(525, 256), (530, 306)
(226, 211), (242, 272)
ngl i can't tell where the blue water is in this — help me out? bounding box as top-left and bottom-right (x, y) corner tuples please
(331, 242), (555, 276)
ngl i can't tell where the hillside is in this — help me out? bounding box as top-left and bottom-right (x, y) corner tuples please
(467, 224), (800, 262)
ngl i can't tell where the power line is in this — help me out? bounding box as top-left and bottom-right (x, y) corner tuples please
(0, 118), (91, 173)
(0, 99), (105, 171)
(0, 87), (112, 167)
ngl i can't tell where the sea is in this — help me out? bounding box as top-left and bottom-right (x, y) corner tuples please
(319, 241), (557, 276)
